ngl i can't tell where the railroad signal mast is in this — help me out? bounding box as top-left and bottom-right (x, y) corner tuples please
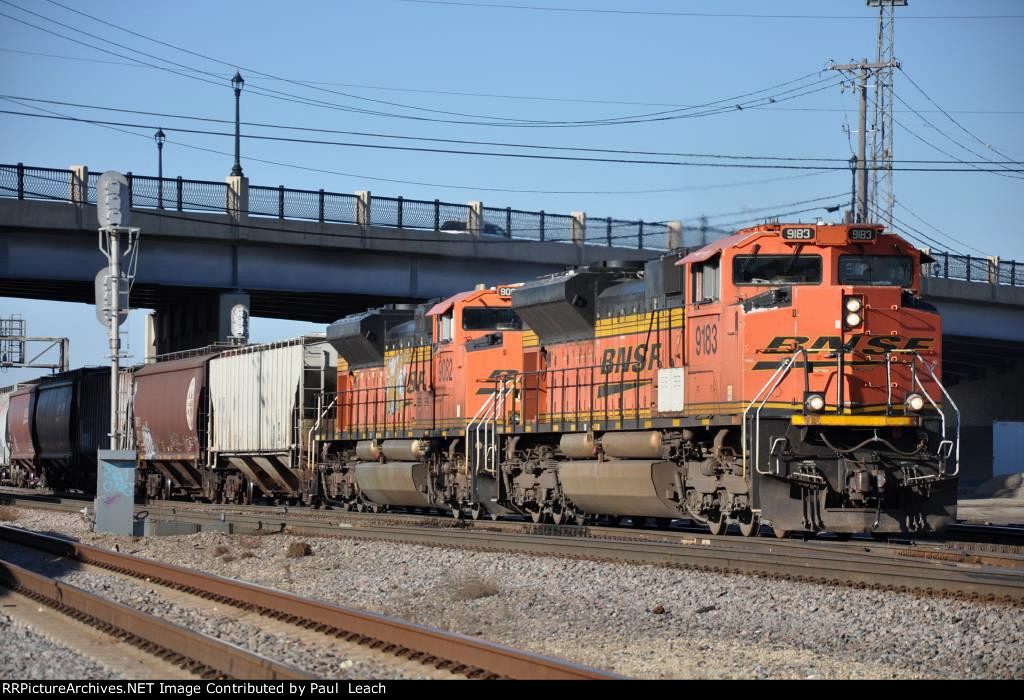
(828, 0), (905, 225)
(95, 171), (140, 450)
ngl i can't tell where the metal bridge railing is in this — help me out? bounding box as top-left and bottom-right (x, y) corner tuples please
(3, 163), (1020, 272)
(922, 250), (1022, 287)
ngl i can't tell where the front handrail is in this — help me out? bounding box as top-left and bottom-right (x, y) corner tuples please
(742, 347), (809, 478)
(466, 377), (513, 477)
(911, 353), (960, 477)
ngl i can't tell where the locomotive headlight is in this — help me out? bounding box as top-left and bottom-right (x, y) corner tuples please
(804, 393), (826, 413)
(905, 393), (925, 413)
(843, 295), (864, 329)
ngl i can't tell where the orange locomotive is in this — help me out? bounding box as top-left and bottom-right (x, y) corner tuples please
(319, 221), (959, 536)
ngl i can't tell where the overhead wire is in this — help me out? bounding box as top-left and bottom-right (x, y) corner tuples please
(395, 1), (1024, 20)
(22, 0), (843, 128)
(0, 98), (839, 195)
(4, 47), (1020, 115)
(6, 109), (1024, 172)
(9, 94), (1021, 165)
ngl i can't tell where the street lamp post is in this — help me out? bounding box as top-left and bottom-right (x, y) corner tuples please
(231, 71), (244, 177)
(154, 128), (166, 209)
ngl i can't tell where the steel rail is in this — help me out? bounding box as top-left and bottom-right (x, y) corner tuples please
(0, 557), (313, 680)
(4, 492), (1024, 600)
(0, 525), (619, 680)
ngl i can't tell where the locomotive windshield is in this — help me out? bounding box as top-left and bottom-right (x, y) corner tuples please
(462, 307), (523, 331)
(732, 254), (822, 285)
(838, 255), (914, 287)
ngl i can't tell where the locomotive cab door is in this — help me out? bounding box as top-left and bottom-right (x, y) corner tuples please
(687, 254), (723, 413)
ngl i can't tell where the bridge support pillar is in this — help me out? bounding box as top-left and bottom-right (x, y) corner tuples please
(667, 221), (683, 250)
(356, 190), (371, 227)
(226, 175), (249, 224)
(571, 211), (586, 244)
(69, 165), (88, 204)
(468, 201), (483, 236)
(151, 291), (251, 355)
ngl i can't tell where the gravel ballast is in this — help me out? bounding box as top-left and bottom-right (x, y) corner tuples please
(3, 506), (1023, 679)
(0, 610), (124, 680)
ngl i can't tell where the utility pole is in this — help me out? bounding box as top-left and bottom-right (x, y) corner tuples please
(869, 0), (905, 229)
(828, 58), (899, 222)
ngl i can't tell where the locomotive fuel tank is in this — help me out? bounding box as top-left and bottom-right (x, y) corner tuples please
(557, 459), (681, 519)
(353, 461), (433, 507)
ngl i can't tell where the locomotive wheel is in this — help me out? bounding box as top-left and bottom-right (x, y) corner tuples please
(655, 518), (671, 530)
(707, 513), (728, 536)
(630, 517), (646, 528)
(607, 515), (622, 527)
(738, 513), (760, 537)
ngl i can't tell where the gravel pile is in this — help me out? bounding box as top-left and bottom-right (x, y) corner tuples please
(4, 506), (1024, 679)
(0, 611), (123, 680)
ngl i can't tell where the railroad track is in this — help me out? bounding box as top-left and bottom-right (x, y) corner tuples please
(0, 524), (619, 680)
(4, 491), (1024, 603)
(0, 554), (313, 679)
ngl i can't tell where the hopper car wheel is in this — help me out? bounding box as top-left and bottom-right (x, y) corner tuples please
(738, 513), (760, 537)
(655, 518), (671, 530)
(451, 506), (464, 520)
(550, 508), (566, 525)
(772, 525), (789, 539)
(606, 515), (622, 527)
(469, 505), (484, 521)
(529, 508), (546, 524)
(707, 513), (728, 536)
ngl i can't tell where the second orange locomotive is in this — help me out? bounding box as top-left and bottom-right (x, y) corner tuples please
(318, 221), (959, 537)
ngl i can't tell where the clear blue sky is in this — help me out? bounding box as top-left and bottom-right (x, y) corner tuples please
(2, 0), (1022, 384)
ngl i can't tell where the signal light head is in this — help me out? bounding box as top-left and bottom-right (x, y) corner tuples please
(845, 312), (862, 327)
(845, 297), (862, 313)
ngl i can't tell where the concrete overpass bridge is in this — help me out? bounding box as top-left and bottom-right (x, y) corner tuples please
(2, 163), (1023, 487)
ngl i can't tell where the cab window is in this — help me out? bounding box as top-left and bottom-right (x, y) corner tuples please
(838, 255), (913, 287)
(462, 307), (522, 331)
(438, 309), (454, 343)
(733, 254), (821, 285)
(691, 257), (720, 304)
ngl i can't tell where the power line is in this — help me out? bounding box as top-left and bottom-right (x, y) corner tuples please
(895, 201), (988, 256)
(5, 46), (1020, 116)
(898, 67), (1020, 162)
(12, 94), (1022, 165)
(0, 98), (837, 196)
(6, 108), (1024, 172)
(24, 0), (843, 128)
(397, 0), (1024, 20)
(697, 193), (850, 221)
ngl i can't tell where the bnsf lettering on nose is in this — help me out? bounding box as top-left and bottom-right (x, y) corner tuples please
(600, 343), (662, 374)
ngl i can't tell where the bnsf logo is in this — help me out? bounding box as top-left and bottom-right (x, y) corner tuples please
(600, 343), (663, 374)
(781, 227), (815, 241)
(762, 335), (935, 354)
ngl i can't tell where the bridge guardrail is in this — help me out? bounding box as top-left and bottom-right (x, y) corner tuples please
(1, 162), (674, 250)
(0, 163), (1018, 282)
